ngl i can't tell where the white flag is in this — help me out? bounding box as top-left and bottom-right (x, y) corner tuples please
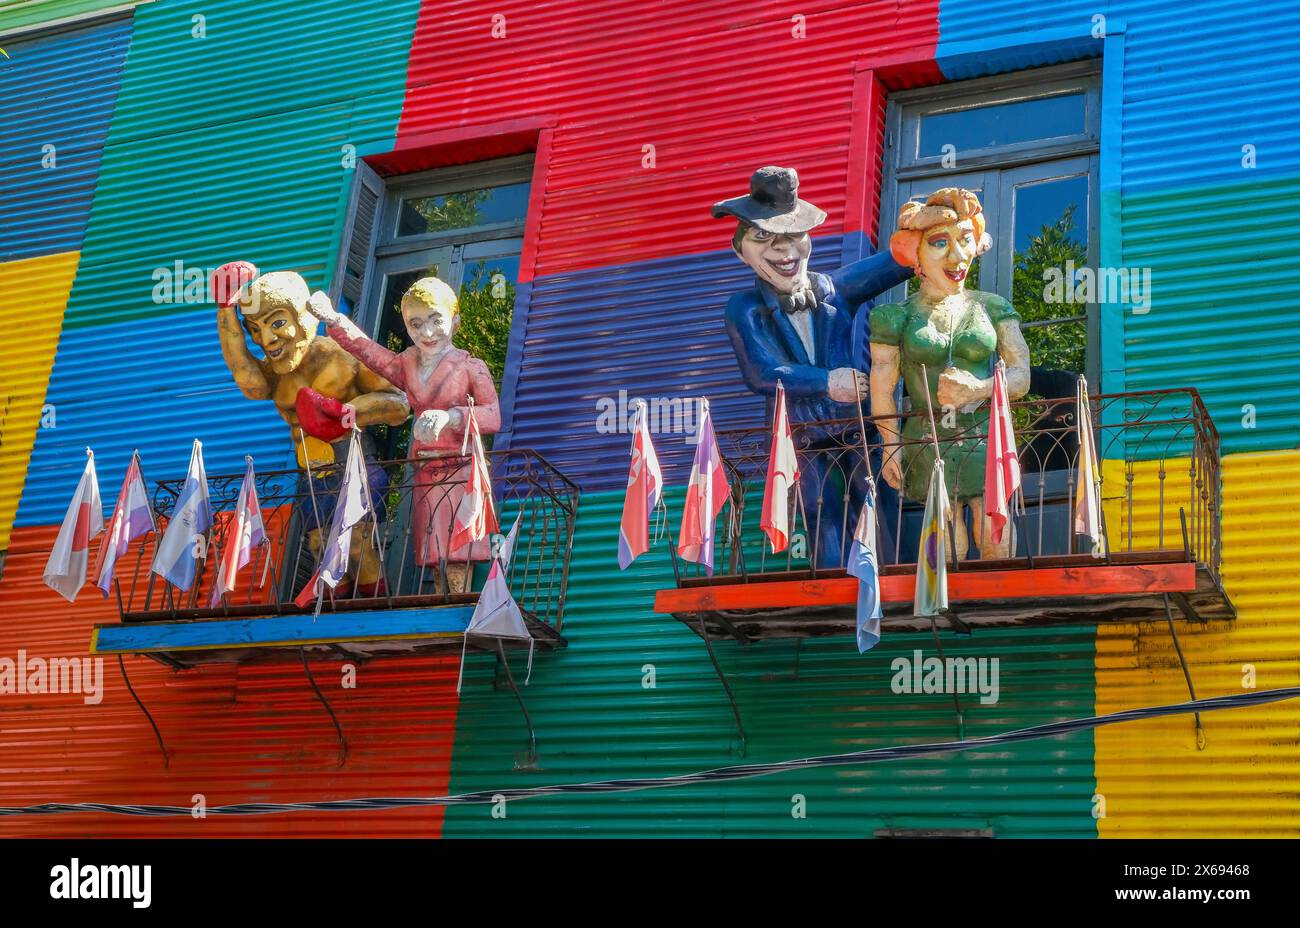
(43, 450), (104, 602)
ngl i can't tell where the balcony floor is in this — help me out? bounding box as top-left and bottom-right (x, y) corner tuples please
(655, 551), (1234, 643)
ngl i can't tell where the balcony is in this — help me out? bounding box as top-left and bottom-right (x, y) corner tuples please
(92, 448), (580, 669)
(654, 387), (1234, 642)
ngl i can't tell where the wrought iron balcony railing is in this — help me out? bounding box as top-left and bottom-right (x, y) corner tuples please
(109, 448), (580, 638)
(668, 387), (1222, 586)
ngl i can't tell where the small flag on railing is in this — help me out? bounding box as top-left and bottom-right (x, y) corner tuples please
(983, 359), (1021, 546)
(94, 450), (154, 597)
(915, 458), (950, 617)
(43, 449), (104, 603)
(210, 457), (267, 607)
(677, 398), (729, 575)
(450, 403), (498, 552)
(295, 430), (369, 609)
(760, 381), (801, 554)
(847, 481), (883, 652)
(1074, 375), (1104, 549)
(618, 401), (664, 570)
(458, 514), (531, 694)
(151, 439), (212, 592)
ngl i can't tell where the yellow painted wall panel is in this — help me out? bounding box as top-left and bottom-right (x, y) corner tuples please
(1095, 449), (1300, 837)
(0, 251), (79, 551)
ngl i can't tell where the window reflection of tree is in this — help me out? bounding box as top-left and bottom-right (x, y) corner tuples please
(402, 188), (491, 235)
(1013, 203), (1088, 375)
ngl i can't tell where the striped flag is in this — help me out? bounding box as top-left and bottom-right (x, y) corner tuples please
(914, 459), (950, 617)
(151, 440), (213, 591)
(1073, 376), (1104, 549)
(618, 402), (664, 569)
(94, 451), (155, 596)
(295, 430), (370, 608)
(983, 360), (1021, 546)
(43, 450), (104, 602)
(451, 404), (499, 552)
(847, 481), (883, 651)
(677, 399), (730, 574)
(760, 381), (801, 554)
(209, 457), (267, 606)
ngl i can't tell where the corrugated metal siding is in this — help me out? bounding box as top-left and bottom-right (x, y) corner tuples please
(937, 0), (1300, 453)
(0, 1), (145, 35)
(1094, 450), (1300, 836)
(400, 2), (940, 278)
(0, 17), (131, 262)
(0, 524), (459, 838)
(505, 235), (849, 492)
(442, 489), (1099, 837)
(0, 252), (79, 550)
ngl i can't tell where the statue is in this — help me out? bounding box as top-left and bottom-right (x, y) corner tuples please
(212, 262), (410, 596)
(714, 166), (912, 568)
(304, 276), (501, 594)
(869, 187), (1031, 561)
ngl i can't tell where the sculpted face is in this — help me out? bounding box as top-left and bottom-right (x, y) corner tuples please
(403, 301), (457, 357)
(244, 306), (313, 374)
(916, 218), (977, 299)
(736, 227), (812, 294)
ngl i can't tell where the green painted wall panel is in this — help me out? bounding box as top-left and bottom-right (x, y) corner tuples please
(443, 489), (1100, 837)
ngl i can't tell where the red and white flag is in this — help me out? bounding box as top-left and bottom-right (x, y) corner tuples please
(618, 401), (664, 569)
(451, 404), (498, 552)
(983, 360), (1021, 546)
(760, 381), (801, 553)
(677, 399), (730, 574)
(210, 457), (267, 606)
(294, 430), (372, 609)
(44, 449), (104, 602)
(94, 450), (155, 596)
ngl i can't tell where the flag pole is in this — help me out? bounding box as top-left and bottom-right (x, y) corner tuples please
(351, 425), (389, 602)
(297, 430), (328, 616)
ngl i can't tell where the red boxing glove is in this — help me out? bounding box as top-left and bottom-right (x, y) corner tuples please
(210, 260), (259, 308)
(296, 387), (354, 442)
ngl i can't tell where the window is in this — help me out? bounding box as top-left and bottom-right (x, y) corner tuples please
(333, 154), (532, 458)
(879, 61), (1101, 383)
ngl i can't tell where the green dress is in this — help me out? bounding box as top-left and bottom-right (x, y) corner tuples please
(870, 291), (1021, 503)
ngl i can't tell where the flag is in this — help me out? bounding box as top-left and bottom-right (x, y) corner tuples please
(760, 381), (801, 553)
(209, 457), (267, 606)
(914, 459), (950, 617)
(983, 360), (1021, 546)
(43, 450), (104, 602)
(450, 405), (498, 552)
(847, 482), (883, 652)
(295, 430), (370, 608)
(618, 402), (664, 569)
(151, 439), (212, 591)
(1074, 376), (1104, 548)
(457, 514), (531, 694)
(94, 451), (155, 596)
(677, 398), (730, 574)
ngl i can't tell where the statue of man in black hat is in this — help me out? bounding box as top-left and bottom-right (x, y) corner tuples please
(713, 165), (912, 569)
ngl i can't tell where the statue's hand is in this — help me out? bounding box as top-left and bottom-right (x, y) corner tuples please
(210, 261), (259, 308)
(828, 368), (869, 404)
(414, 409), (452, 443)
(306, 290), (344, 326)
(936, 367), (985, 409)
(295, 387), (354, 442)
(879, 447), (904, 491)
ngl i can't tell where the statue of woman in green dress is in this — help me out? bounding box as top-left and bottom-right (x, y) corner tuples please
(869, 188), (1031, 560)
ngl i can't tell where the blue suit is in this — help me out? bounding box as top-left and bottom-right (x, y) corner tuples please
(724, 250), (911, 567)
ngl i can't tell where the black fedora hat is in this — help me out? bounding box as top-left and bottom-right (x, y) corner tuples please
(711, 166), (827, 235)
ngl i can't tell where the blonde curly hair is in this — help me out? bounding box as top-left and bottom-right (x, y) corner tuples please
(888, 187), (986, 268)
(400, 276), (459, 318)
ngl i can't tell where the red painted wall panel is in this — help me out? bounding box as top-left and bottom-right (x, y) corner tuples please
(398, 1), (941, 278)
(0, 526), (460, 837)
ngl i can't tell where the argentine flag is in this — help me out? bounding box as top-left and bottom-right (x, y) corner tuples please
(847, 481), (883, 652)
(151, 439), (213, 591)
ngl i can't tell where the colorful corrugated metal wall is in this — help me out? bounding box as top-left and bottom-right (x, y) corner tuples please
(0, 0), (1297, 837)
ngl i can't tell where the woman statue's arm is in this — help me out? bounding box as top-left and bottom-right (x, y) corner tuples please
(870, 342), (906, 490)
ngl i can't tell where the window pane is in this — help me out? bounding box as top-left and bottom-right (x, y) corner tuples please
(918, 93), (1086, 159)
(455, 254), (520, 383)
(397, 181), (531, 237)
(1009, 174), (1089, 373)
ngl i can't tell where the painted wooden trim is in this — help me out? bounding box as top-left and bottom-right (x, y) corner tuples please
(92, 606), (476, 654)
(654, 562), (1196, 614)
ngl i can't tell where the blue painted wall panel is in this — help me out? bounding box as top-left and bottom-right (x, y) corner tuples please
(0, 17), (131, 262)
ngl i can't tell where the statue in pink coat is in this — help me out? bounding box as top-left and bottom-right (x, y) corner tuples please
(305, 278), (500, 593)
